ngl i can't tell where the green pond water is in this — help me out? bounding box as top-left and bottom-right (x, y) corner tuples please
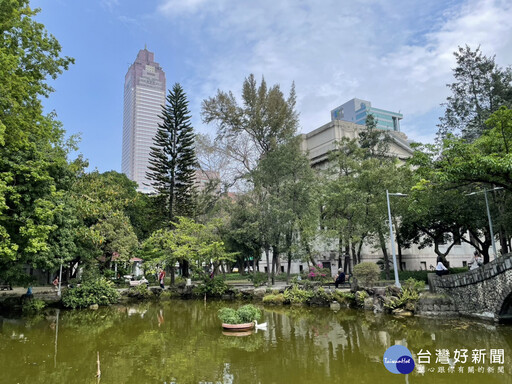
(1, 300), (512, 384)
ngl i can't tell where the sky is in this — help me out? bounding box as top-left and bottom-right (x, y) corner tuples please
(32, 0), (512, 173)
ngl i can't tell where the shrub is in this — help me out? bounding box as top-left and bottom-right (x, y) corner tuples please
(355, 290), (369, 307)
(237, 304), (261, 323)
(332, 291), (356, 307)
(307, 265), (331, 283)
(262, 293), (285, 305)
(194, 276), (228, 297)
(247, 272), (268, 287)
(217, 304), (261, 324)
(127, 284), (153, 300)
(283, 284), (313, 305)
(353, 262), (380, 288)
(384, 278), (425, 311)
(22, 299), (46, 313)
(62, 277), (120, 309)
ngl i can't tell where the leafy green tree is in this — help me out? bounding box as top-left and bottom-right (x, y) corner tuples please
(0, 0), (75, 285)
(438, 45), (512, 141)
(147, 83), (198, 224)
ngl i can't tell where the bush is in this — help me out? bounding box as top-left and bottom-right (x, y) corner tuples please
(353, 262), (380, 288)
(332, 291), (355, 307)
(307, 264), (331, 283)
(262, 293), (285, 305)
(283, 284), (313, 305)
(247, 272), (268, 287)
(62, 277), (120, 309)
(22, 299), (46, 313)
(217, 304), (261, 324)
(237, 304), (261, 323)
(193, 276), (228, 297)
(355, 290), (369, 307)
(127, 284), (153, 300)
(384, 278), (425, 311)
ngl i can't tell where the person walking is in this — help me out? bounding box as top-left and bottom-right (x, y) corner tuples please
(158, 269), (166, 289)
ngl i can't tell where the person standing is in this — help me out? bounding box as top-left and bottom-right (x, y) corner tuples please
(158, 269), (166, 289)
(469, 251), (483, 270)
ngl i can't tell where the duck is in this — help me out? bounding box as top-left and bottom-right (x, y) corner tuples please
(254, 320), (267, 330)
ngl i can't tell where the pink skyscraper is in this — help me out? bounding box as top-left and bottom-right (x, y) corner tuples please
(121, 48), (166, 192)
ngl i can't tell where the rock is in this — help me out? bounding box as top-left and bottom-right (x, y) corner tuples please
(253, 287), (267, 300)
(392, 309), (413, 317)
(89, 304), (99, 310)
(386, 285), (401, 297)
(363, 297), (374, 311)
(330, 301), (341, 311)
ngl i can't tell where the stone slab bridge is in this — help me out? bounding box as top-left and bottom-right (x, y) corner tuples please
(429, 253), (512, 322)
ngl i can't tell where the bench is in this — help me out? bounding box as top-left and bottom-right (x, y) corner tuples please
(0, 283), (12, 291)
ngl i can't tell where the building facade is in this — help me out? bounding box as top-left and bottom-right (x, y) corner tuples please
(331, 98), (403, 132)
(121, 48), (166, 193)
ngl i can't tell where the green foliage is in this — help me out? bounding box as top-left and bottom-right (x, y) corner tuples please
(22, 298), (46, 313)
(438, 45), (512, 141)
(384, 278), (424, 311)
(247, 272), (268, 287)
(353, 262), (380, 288)
(128, 284), (153, 300)
(332, 291), (356, 307)
(62, 277), (119, 309)
(193, 276), (228, 297)
(262, 293), (286, 305)
(355, 290), (369, 307)
(283, 284), (314, 305)
(217, 304), (261, 324)
(237, 304), (261, 323)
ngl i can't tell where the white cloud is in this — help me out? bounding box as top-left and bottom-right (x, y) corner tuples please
(157, 0), (512, 143)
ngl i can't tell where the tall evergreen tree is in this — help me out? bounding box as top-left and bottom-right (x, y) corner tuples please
(438, 45), (512, 141)
(147, 83), (198, 224)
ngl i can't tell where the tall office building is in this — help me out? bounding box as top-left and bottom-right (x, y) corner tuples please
(331, 98), (403, 132)
(122, 48), (166, 193)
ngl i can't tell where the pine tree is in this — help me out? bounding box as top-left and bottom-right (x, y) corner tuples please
(147, 83), (198, 224)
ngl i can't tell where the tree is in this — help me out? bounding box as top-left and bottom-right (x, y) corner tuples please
(202, 74), (299, 283)
(438, 45), (512, 141)
(147, 83), (198, 224)
(0, 1), (75, 285)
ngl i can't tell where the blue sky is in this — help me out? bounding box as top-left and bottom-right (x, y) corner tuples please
(33, 0), (512, 173)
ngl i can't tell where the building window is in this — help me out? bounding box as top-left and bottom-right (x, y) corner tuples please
(264, 266), (268, 273)
(299, 265), (303, 272)
(281, 266), (285, 273)
(401, 262), (406, 270)
(420, 262), (427, 271)
(462, 261), (467, 267)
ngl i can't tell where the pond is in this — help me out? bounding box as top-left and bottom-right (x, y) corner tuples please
(1, 300), (512, 384)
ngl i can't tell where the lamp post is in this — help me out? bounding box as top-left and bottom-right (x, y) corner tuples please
(386, 190), (408, 288)
(466, 187), (504, 259)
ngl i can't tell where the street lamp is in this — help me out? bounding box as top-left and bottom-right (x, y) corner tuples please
(386, 190), (408, 288)
(466, 187), (504, 259)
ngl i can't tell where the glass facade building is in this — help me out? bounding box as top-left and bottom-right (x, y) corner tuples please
(331, 98), (402, 132)
(121, 49), (166, 193)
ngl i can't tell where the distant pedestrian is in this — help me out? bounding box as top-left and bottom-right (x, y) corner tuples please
(52, 277), (59, 291)
(435, 257), (448, 276)
(469, 251), (483, 270)
(158, 269), (166, 289)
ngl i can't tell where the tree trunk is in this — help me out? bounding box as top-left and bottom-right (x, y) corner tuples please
(265, 246), (271, 285)
(378, 229), (390, 280)
(286, 250), (292, 284)
(271, 245), (278, 285)
(170, 266), (175, 285)
(305, 242), (316, 267)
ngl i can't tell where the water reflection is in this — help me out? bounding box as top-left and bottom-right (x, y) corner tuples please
(0, 301), (511, 383)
